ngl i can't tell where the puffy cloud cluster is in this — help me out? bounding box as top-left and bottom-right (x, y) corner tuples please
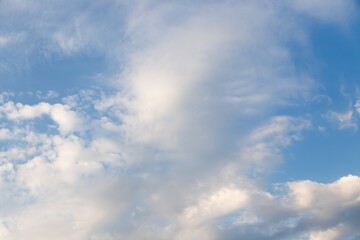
(0, 101), (82, 134)
(288, 175), (360, 240)
(0, 0), (358, 240)
(211, 175), (360, 240)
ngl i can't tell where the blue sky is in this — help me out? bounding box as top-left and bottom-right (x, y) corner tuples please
(274, 18), (360, 184)
(0, 1), (360, 239)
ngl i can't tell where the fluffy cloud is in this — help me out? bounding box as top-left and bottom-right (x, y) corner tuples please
(287, 175), (360, 240)
(0, 101), (83, 134)
(212, 175), (360, 240)
(111, 0), (313, 167)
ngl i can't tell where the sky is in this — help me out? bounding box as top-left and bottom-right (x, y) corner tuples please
(0, 0), (360, 239)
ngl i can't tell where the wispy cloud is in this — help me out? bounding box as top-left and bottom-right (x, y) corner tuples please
(325, 110), (358, 130)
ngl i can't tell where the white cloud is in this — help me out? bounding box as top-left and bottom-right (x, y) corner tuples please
(113, 0), (312, 165)
(355, 99), (360, 114)
(289, 0), (357, 24)
(285, 175), (360, 239)
(0, 36), (11, 47)
(237, 116), (310, 174)
(203, 175), (360, 240)
(1, 102), (51, 120)
(0, 128), (12, 140)
(50, 104), (83, 135)
(288, 175), (360, 214)
(309, 224), (347, 240)
(0, 33), (25, 47)
(181, 185), (249, 226)
(0, 101), (83, 135)
(325, 110), (358, 130)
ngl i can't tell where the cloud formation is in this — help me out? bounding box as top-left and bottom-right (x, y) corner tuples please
(0, 0), (358, 240)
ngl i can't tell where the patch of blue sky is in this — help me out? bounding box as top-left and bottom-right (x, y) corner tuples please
(273, 129), (360, 183)
(310, 22), (360, 105)
(0, 51), (109, 98)
(271, 15), (360, 184)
